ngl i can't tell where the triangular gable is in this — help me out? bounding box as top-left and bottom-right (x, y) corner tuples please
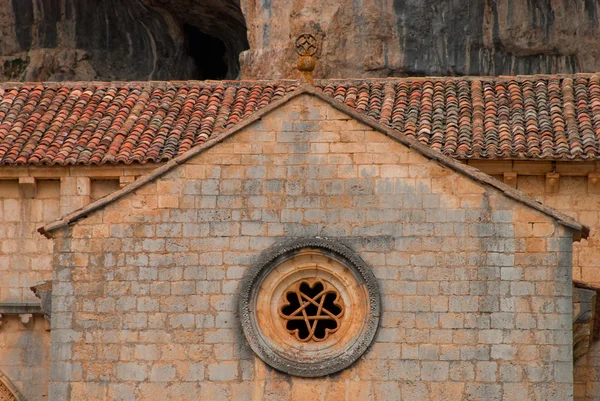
(38, 84), (589, 240)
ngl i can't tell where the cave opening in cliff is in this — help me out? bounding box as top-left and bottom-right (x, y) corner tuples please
(184, 24), (230, 80)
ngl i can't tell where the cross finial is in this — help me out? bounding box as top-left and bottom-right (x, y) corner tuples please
(295, 34), (317, 84)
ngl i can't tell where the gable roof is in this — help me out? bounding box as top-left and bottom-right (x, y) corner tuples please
(3, 74), (600, 166)
(38, 85), (589, 240)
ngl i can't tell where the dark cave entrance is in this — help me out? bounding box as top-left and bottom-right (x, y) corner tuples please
(184, 24), (229, 80)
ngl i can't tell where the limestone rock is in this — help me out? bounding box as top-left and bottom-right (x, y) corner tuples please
(0, 48), (95, 82)
(2, 0), (600, 82)
(240, 0), (600, 79)
(0, 0), (197, 81)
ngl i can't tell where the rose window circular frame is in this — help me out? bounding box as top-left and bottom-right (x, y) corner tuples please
(239, 238), (381, 377)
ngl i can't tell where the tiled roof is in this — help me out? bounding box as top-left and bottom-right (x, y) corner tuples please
(2, 74), (600, 165)
(0, 81), (296, 165)
(319, 74), (600, 160)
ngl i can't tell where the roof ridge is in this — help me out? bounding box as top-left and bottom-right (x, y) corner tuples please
(38, 84), (589, 241)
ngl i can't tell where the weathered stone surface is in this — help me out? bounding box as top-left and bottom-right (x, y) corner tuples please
(0, 48), (96, 82)
(241, 0), (600, 79)
(3, 0), (600, 81)
(0, 0), (197, 81)
(31, 280), (53, 322)
(45, 94), (575, 399)
(146, 0), (249, 80)
(0, 315), (50, 401)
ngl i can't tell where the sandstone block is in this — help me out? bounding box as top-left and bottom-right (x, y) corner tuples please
(208, 361), (239, 381)
(116, 363), (148, 381)
(150, 364), (176, 382)
(421, 361), (449, 381)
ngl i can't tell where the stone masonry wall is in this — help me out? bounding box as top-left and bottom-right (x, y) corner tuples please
(510, 176), (599, 287)
(512, 175), (600, 401)
(0, 177), (119, 303)
(0, 315), (50, 400)
(48, 94), (575, 401)
(0, 179), (59, 303)
(0, 176), (120, 401)
(575, 341), (600, 401)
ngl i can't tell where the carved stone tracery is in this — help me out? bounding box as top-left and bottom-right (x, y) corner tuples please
(279, 279), (344, 342)
(239, 237), (380, 377)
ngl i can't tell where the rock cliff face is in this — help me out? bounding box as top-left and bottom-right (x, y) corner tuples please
(0, 0), (198, 81)
(0, 0), (245, 81)
(146, 0), (249, 80)
(1, 0), (600, 82)
(241, 0), (600, 79)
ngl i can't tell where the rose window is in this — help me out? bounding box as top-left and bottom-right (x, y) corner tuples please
(279, 280), (344, 342)
(239, 238), (380, 377)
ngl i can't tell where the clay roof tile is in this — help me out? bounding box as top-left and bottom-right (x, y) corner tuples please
(3, 76), (600, 165)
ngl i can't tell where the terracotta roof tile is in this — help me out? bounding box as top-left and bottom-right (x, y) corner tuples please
(317, 74), (600, 160)
(3, 75), (600, 165)
(0, 81), (297, 165)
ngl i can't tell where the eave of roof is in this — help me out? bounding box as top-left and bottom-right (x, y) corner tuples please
(38, 84), (589, 241)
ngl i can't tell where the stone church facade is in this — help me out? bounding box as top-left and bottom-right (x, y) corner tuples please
(0, 76), (599, 400)
(42, 91), (584, 400)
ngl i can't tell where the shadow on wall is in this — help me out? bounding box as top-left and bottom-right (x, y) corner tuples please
(574, 340), (600, 401)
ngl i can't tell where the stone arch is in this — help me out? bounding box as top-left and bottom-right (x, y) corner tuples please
(0, 371), (25, 401)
